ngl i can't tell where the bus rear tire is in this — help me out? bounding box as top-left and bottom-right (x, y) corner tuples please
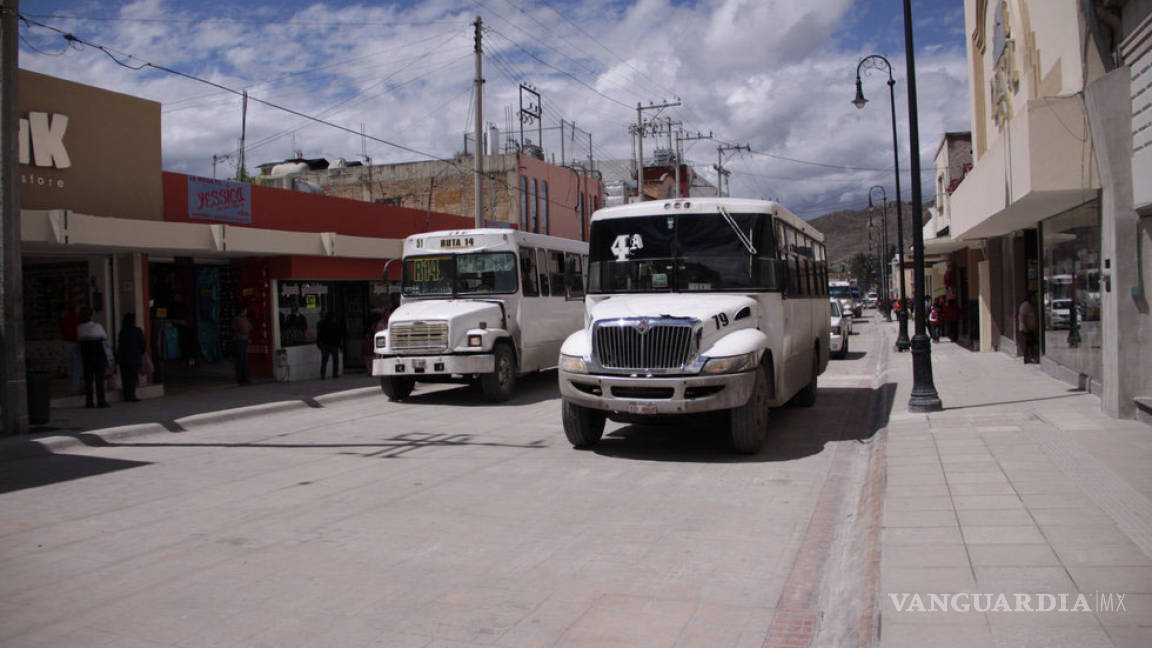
(562, 399), (606, 448)
(380, 376), (414, 401)
(792, 351), (818, 408)
(731, 366), (770, 454)
(480, 343), (516, 402)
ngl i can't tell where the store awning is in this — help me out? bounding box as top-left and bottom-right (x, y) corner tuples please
(21, 209), (403, 259)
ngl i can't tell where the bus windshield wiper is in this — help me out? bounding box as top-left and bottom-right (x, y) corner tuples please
(717, 205), (756, 255)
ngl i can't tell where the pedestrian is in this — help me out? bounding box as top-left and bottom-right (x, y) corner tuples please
(362, 318), (385, 371)
(1018, 290), (1039, 363)
(232, 305), (252, 384)
(116, 312), (147, 402)
(59, 301), (82, 394)
(317, 312), (343, 379)
(928, 298), (942, 342)
(76, 307), (110, 408)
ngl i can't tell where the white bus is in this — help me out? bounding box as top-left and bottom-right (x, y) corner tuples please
(558, 198), (830, 453)
(373, 229), (588, 402)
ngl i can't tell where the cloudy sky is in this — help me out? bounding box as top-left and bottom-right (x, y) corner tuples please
(17, 0), (970, 218)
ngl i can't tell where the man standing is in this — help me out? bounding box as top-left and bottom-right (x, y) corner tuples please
(316, 312), (342, 379)
(232, 305), (251, 384)
(76, 307), (109, 408)
(1018, 291), (1039, 363)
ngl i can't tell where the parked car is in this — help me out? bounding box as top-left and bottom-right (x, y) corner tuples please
(864, 292), (878, 308)
(830, 299), (849, 358)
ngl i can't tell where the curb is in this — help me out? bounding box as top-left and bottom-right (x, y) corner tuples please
(313, 386), (380, 406)
(173, 400), (312, 428)
(1, 396), (345, 461)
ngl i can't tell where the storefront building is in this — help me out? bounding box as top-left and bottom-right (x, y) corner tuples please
(952, 0), (1151, 421)
(19, 70), (471, 403)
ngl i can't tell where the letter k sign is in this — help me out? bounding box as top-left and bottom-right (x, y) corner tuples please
(19, 112), (71, 169)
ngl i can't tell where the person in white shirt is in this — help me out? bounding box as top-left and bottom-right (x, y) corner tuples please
(76, 307), (110, 408)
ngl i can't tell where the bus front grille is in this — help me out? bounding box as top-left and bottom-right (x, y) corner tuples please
(593, 320), (695, 370)
(390, 321), (448, 351)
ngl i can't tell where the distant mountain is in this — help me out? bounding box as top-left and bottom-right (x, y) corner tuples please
(807, 201), (924, 269)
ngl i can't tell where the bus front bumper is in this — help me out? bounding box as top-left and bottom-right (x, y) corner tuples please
(374, 354), (494, 377)
(558, 370), (756, 415)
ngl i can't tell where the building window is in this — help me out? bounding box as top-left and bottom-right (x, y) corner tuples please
(541, 181), (549, 234)
(519, 176), (528, 230)
(1040, 200), (1101, 382)
(530, 178), (539, 233)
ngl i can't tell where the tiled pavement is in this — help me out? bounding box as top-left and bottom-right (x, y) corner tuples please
(877, 326), (1152, 648)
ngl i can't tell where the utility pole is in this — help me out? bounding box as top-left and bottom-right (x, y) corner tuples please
(0, 0), (25, 435)
(715, 143), (749, 197)
(675, 130), (711, 198)
(633, 99), (681, 201)
(237, 90), (247, 181)
(473, 16), (484, 228)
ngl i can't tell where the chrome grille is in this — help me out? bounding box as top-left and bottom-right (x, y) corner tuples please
(593, 319), (695, 370)
(390, 321), (448, 351)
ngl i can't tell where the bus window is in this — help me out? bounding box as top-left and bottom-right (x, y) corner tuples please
(565, 252), (585, 298)
(520, 247), (539, 297)
(536, 248), (551, 296)
(549, 251), (566, 296)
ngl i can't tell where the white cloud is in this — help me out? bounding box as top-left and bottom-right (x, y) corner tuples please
(17, 0), (969, 216)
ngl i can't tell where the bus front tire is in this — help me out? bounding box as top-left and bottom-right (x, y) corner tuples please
(562, 399), (606, 448)
(380, 376), (415, 401)
(480, 343), (516, 402)
(731, 366), (770, 454)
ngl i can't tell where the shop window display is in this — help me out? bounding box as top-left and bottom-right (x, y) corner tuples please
(1040, 200), (1101, 382)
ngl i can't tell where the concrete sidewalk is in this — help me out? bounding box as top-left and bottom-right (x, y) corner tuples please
(876, 322), (1152, 648)
(2, 373), (386, 460)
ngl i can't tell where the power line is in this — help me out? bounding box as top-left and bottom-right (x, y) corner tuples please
(23, 13), (469, 27)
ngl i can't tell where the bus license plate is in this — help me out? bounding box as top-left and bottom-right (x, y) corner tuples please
(628, 402), (658, 415)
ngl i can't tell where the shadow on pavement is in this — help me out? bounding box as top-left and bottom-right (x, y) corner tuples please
(402, 370), (560, 408)
(941, 390), (1090, 411)
(68, 430), (549, 459)
(0, 454), (152, 494)
(592, 383), (897, 463)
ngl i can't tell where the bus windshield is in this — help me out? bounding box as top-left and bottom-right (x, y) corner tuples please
(587, 213), (784, 293)
(829, 285), (853, 299)
(402, 252), (518, 296)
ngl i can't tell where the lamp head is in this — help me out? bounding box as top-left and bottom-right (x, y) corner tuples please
(852, 78), (868, 109)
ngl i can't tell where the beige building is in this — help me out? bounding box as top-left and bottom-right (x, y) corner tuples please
(950, 0), (1152, 421)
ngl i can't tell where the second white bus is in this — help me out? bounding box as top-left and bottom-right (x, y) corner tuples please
(558, 198), (830, 453)
(373, 229), (588, 402)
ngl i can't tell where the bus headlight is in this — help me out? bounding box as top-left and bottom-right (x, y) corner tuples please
(374, 336), (388, 349)
(467, 334), (483, 347)
(701, 352), (757, 375)
(559, 354), (588, 373)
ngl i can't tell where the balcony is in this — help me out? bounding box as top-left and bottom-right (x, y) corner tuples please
(950, 95), (1099, 240)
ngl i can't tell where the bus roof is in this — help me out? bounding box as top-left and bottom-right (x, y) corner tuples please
(589, 197), (824, 243)
(403, 228), (588, 256)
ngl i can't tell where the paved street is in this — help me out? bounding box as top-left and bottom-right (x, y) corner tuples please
(0, 318), (888, 647)
(4, 313), (1151, 648)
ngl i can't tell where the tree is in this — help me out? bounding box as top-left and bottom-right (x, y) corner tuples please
(848, 252), (879, 292)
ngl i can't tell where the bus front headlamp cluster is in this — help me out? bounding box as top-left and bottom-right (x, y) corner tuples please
(559, 354), (588, 373)
(375, 336), (388, 349)
(701, 352), (758, 375)
(467, 334), (483, 347)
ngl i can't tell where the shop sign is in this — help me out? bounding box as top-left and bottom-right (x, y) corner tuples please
(188, 176), (252, 224)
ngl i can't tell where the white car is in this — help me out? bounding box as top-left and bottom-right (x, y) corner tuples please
(864, 292), (878, 308)
(830, 299), (849, 358)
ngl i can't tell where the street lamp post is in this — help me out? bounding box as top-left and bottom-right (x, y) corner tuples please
(868, 185), (888, 305)
(901, 0), (942, 412)
(853, 54), (911, 352)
